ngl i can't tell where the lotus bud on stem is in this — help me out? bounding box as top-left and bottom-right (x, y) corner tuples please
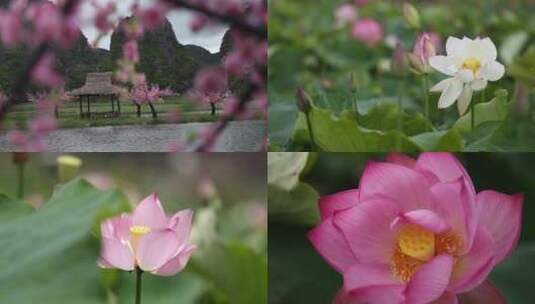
(410, 33), (437, 125)
(57, 155), (82, 183)
(296, 87), (316, 150)
(392, 42), (408, 151)
(349, 72), (360, 123)
(403, 2), (421, 29)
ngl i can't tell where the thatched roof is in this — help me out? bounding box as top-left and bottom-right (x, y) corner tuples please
(69, 72), (121, 96)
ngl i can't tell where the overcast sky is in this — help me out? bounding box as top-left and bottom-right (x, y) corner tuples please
(79, 0), (228, 53)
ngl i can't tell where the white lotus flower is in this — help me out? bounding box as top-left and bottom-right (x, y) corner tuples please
(429, 36), (505, 115)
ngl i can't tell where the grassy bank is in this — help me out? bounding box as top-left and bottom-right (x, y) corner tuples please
(1, 96), (226, 130)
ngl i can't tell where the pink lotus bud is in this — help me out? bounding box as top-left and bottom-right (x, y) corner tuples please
(99, 193), (196, 276)
(296, 87), (312, 113)
(410, 32), (438, 74)
(335, 4), (357, 28)
(351, 19), (383, 47)
(413, 33), (436, 63)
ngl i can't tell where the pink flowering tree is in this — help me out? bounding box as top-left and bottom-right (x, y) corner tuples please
(0, 0), (267, 151)
(130, 83), (173, 118)
(191, 67), (229, 116)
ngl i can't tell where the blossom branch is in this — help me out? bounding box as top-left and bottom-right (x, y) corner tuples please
(161, 0), (267, 38)
(194, 79), (260, 152)
(0, 0), (80, 121)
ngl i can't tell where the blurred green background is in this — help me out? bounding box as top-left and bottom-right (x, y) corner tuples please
(268, 152), (535, 304)
(269, 0), (535, 151)
(0, 153), (267, 304)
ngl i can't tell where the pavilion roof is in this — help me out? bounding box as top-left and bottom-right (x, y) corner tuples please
(69, 72), (122, 96)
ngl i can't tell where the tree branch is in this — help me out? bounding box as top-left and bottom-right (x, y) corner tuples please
(194, 83), (257, 151)
(162, 0), (267, 38)
(0, 0), (80, 121)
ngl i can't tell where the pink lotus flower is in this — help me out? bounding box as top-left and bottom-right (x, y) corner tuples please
(351, 19), (383, 47)
(308, 153), (522, 304)
(99, 194), (196, 276)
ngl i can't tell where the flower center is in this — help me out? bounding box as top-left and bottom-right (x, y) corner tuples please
(130, 225), (151, 251)
(398, 224), (435, 261)
(391, 225), (461, 282)
(461, 57), (481, 73)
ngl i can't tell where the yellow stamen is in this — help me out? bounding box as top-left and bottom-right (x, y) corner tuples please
(461, 57), (481, 73)
(398, 224), (435, 262)
(391, 246), (423, 282)
(391, 225), (462, 282)
(435, 231), (461, 255)
(130, 225), (151, 251)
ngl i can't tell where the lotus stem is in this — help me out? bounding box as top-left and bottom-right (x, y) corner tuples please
(396, 77), (406, 151)
(352, 90), (359, 123)
(135, 267), (143, 304)
(16, 163), (24, 199)
(422, 74), (430, 125)
(305, 112), (317, 151)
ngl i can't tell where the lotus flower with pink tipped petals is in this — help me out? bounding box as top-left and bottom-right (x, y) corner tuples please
(308, 153), (522, 304)
(99, 193), (196, 276)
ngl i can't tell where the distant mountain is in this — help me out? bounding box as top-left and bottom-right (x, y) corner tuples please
(111, 18), (201, 92)
(0, 32), (111, 96)
(182, 44), (221, 66)
(0, 13), (231, 95)
(56, 35), (112, 90)
(220, 29), (233, 57)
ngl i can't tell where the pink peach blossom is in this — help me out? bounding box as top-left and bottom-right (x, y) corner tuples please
(123, 40), (139, 63)
(309, 152), (522, 304)
(99, 193), (196, 276)
(351, 19), (383, 47)
(0, 91), (6, 108)
(136, 2), (169, 30)
(31, 53), (64, 88)
(93, 1), (116, 33)
(0, 10), (22, 47)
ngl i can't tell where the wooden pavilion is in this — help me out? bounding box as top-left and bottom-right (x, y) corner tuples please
(69, 72), (122, 119)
